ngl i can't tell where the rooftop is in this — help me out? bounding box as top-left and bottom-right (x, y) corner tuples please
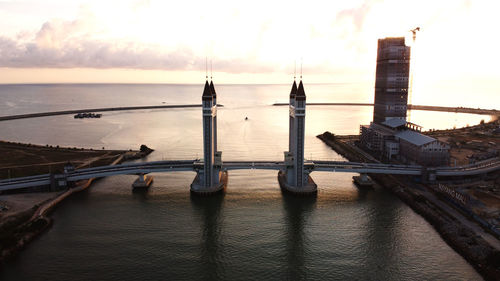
(382, 118), (407, 129)
(296, 80), (306, 100)
(202, 80), (212, 100)
(209, 81), (217, 98)
(289, 80), (297, 98)
(368, 122), (396, 136)
(395, 130), (436, 146)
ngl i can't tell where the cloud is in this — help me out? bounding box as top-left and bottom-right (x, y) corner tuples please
(0, 1), (378, 76)
(335, 0), (377, 32)
(0, 34), (278, 73)
(0, 15), (278, 74)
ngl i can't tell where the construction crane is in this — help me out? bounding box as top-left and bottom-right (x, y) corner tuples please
(407, 27), (420, 122)
(410, 27), (420, 42)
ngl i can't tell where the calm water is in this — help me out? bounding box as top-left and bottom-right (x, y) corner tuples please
(0, 84), (487, 280)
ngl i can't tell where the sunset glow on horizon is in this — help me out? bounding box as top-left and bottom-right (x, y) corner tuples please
(0, 0), (499, 106)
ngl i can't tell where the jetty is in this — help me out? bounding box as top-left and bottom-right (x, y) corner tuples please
(0, 104), (223, 122)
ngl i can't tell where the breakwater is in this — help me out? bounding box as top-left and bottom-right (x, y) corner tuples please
(316, 132), (370, 163)
(0, 104), (222, 122)
(273, 103), (499, 116)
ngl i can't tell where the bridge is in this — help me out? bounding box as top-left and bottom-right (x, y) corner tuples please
(1, 158), (499, 192)
(2, 80), (499, 195)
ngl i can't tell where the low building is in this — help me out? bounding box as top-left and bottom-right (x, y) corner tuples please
(359, 122), (397, 160)
(395, 130), (450, 166)
(359, 122), (450, 166)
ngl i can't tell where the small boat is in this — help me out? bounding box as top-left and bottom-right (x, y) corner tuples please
(74, 112), (102, 119)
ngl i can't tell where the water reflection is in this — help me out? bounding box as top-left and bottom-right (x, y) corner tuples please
(355, 186), (370, 202)
(281, 193), (317, 280)
(363, 190), (401, 278)
(190, 194), (225, 280)
(131, 186), (149, 201)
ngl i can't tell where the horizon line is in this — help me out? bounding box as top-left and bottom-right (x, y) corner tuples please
(0, 82), (367, 86)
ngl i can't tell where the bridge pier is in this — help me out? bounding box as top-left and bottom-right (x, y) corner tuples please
(190, 80), (228, 196)
(49, 173), (68, 191)
(132, 173), (153, 188)
(352, 173), (374, 188)
(191, 170), (228, 196)
(422, 168), (437, 183)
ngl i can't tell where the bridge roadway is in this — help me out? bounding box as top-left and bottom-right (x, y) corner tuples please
(1, 158), (499, 192)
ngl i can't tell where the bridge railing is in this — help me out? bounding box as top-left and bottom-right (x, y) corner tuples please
(436, 157), (500, 171)
(0, 173), (50, 184)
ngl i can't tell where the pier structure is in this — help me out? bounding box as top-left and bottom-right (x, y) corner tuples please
(278, 80), (317, 195)
(190, 80), (227, 195)
(132, 173), (153, 188)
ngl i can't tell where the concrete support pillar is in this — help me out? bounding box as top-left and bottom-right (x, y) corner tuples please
(352, 173), (374, 187)
(428, 171), (437, 182)
(422, 168), (436, 183)
(50, 174), (68, 191)
(132, 173), (153, 188)
(361, 173), (368, 182)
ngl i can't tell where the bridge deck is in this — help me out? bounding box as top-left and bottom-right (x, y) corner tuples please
(1, 158), (499, 191)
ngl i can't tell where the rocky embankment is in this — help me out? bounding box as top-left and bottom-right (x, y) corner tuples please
(123, 144), (154, 160)
(317, 132), (369, 163)
(317, 131), (500, 281)
(0, 144), (154, 264)
(0, 202), (52, 262)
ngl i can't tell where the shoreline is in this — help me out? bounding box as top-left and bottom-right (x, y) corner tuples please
(0, 143), (152, 263)
(316, 131), (500, 280)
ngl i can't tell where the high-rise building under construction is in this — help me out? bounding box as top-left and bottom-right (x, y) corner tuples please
(373, 37), (411, 124)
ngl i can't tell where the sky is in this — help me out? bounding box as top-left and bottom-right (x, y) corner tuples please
(0, 0), (499, 106)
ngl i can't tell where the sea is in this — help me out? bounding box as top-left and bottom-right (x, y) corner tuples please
(0, 83), (490, 280)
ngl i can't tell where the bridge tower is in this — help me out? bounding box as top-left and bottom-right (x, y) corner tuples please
(191, 80), (227, 195)
(278, 79), (317, 195)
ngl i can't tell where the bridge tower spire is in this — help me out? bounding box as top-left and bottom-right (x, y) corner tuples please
(288, 80), (297, 155)
(191, 79), (227, 195)
(279, 79), (317, 195)
(210, 80), (217, 152)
